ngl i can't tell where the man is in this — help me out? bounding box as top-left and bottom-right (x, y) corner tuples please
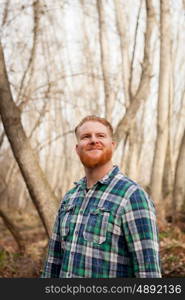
(41, 115), (161, 278)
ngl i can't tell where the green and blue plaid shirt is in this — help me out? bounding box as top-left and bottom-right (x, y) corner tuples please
(41, 166), (161, 278)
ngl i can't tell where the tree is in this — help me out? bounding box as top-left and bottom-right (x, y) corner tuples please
(150, 0), (171, 210)
(114, 0), (155, 146)
(96, 0), (115, 121)
(0, 41), (57, 238)
(172, 129), (185, 223)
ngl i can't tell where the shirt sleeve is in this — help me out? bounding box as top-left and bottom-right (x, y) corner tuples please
(40, 208), (63, 278)
(122, 187), (162, 278)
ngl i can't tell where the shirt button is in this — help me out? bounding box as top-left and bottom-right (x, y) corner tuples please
(75, 231), (79, 235)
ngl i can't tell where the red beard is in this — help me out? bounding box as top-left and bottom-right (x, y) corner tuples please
(78, 145), (113, 168)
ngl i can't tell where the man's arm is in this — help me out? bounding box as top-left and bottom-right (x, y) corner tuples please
(40, 209), (63, 278)
(122, 187), (161, 277)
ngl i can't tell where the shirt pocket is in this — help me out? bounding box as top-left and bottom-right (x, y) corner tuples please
(60, 204), (75, 237)
(83, 207), (110, 244)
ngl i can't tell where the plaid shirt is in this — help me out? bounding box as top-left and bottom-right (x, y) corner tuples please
(41, 166), (161, 278)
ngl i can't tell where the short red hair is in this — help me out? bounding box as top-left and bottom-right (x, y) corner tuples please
(75, 115), (113, 138)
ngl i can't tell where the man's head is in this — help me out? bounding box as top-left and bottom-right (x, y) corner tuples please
(75, 115), (113, 139)
(75, 115), (115, 169)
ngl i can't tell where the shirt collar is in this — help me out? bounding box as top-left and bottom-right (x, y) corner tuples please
(74, 165), (120, 189)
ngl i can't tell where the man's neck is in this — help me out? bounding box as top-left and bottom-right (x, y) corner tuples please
(84, 161), (113, 189)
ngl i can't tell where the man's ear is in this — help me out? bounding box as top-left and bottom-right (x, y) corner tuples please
(112, 140), (116, 149)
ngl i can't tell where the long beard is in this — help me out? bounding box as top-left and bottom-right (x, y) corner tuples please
(78, 147), (113, 168)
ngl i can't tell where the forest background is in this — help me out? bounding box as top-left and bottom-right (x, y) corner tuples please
(0, 0), (185, 277)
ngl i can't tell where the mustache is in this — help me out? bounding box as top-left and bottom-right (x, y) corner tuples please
(85, 145), (103, 150)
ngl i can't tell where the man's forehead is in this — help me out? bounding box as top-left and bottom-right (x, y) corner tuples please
(78, 121), (108, 133)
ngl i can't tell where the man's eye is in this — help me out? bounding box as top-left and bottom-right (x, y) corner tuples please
(98, 134), (105, 138)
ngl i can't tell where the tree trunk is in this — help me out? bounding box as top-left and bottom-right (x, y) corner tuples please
(162, 73), (174, 201)
(0, 42), (57, 238)
(150, 0), (171, 209)
(96, 0), (114, 122)
(0, 208), (25, 253)
(114, 0), (155, 146)
(114, 0), (131, 106)
(127, 122), (139, 182)
(172, 130), (185, 223)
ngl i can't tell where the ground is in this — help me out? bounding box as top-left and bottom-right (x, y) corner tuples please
(0, 210), (185, 277)
(0, 211), (47, 278)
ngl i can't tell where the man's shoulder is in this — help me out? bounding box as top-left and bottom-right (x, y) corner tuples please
(115, 171), (155, 210)
(65, 185), (79, 197)
(65, 186), (78, 196)
(59, 185), (78, 207)
(114, 170), (140, 189)
(112, 170), (150, 199)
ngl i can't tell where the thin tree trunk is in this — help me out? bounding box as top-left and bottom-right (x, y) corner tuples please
(127, 122), (139, 182)
(0, 131), (5, 147)
(80, 0), (100, 115)
(163, 72), (174, 200)
(172, 130), (185, 223)
(150, 0), (171, 208)
(114, 0), (155, 146)
(114, 0), (131, 106)
(0, 42), (57, 238)
(96, 0), (114, 121)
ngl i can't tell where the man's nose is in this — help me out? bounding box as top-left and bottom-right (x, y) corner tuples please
(89, 135), (98, 143)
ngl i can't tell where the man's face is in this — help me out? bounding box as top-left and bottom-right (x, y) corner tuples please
(75, 121), (115, 168)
